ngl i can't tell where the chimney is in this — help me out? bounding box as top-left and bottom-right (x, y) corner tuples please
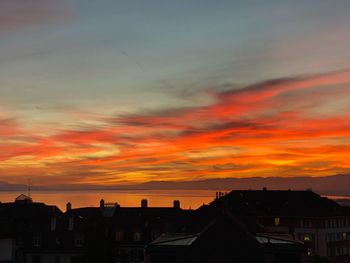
(173, 200), (180, 209)
(66, 202), (72, 212)
(141, 199), (148, 208)
(100, 199), (105, 209)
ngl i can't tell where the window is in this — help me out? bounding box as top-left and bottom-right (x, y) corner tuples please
(74, 234), (84, 247)
(151, 229), (161, 240)
(116, 230), (124, 241)
(33, 234), (41, 247)
(303, 233), (312, 241)
(116, 249), (127, 263)
(274, 217), (280, 226)
(130, 249), (144, 262)
(15, 237), (23, 246)
(335, 247), (347, 256)
(342, 232), (347, 241)
(137, 249), (144, 261)
(131, 250), (137, 262)
(336, 232), (341, 241)
(133, 231), (141, 241)
(301, 219), (312, 228)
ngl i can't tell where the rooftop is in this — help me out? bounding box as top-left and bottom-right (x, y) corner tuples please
(151, 233), (199, 246)
(209, 189), (348, 217)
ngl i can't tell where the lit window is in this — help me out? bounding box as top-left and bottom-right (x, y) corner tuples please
(304, 234), (312, 241)
(274, 217), (280, 226)
(134, 231), (141, 241)
(342, 232), (347, 241)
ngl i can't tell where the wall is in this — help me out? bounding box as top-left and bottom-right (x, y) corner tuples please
(0, 238), (13, 261)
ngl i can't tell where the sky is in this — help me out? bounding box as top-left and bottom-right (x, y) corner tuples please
(0, 0), (350, 186)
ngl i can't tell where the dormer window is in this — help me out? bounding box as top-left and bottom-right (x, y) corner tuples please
(151, 229), (161, 240)
(133, 231), (141, 241)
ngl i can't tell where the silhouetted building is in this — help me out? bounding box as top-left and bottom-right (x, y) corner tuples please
(0, 195), (63, 263)
(110, 203), (193, 263)
(207, 190), (350, 263)
(145, 212), (307, 263)
(1, 191), (347, 263)
(15, 194), (33, 204)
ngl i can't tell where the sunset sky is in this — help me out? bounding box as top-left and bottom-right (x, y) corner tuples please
(1, 0), (350, 186)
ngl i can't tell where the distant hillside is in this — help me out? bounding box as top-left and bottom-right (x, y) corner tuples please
(0, 174), (349, 196)
(133, 174), (350, 195)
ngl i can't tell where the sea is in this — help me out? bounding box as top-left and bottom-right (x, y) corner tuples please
(0, 189), (218, 211)
(0, 190), (349, 211)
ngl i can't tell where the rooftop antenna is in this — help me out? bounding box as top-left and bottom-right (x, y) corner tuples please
(27, 179), (31, 197)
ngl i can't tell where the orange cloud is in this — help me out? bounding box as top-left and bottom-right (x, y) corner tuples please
(1, 69), (350, 185)
(0, 118), (21, 137)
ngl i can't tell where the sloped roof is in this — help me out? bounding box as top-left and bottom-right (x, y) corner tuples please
(171, 214), (266, 263)
(0, 202), (61, 220)
(0, 201), (61, 236)
(151, 233), (199, 246)
(111, 207), (193, 225)
(67, 207), (103, 219)
(208, 190), (348, 217)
